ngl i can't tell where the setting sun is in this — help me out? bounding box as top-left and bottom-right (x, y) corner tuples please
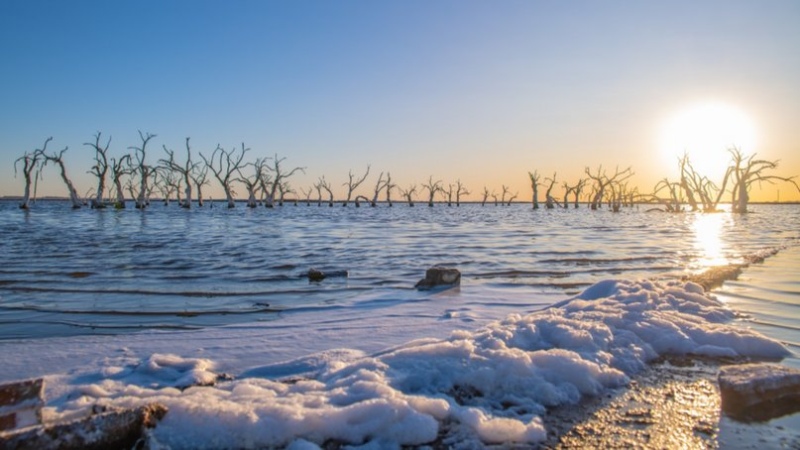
(659, 102), (757, 177)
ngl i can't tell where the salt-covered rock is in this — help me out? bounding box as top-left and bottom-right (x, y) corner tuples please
(0, 403), (167, 450)
(718, 363), (800, 421)
(415, 266), (461, 290)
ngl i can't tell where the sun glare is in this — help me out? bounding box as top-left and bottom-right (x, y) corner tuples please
(659, 102), (757, 177)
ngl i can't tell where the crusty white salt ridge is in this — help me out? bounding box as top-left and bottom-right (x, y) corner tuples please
(37, 279), (788, 449)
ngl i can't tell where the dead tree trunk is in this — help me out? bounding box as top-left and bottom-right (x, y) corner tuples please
(300, 187), (313, 206)
(422, 176), (442, 207)
(43, 145), (83, 208)
(160, 138), (198, 209)
(14, 139), (46, 209)
(201, 143), (249, 208)
(84, 132), (111, 209)
(400, 185), (416, 207)
(318, 176), (334, 207)
(278, 181), (293, 206)
(501, 185), (511, 206)
(370, 172), (386, 207)
(571, 179), (586, 208)
(129, 131), (157, 209)
(728, 147), (799, 213)
(190, 163), (209, 207)
(385, 172), (396, 207)
(264, 154), (305, 208)
(236, 158), (267, 208)
(506, 192), (518, 206)
(456, 180), (469, 206)
(110, 154), (131, 208)
(342, 166), (370, 207)
(481, 187), (490, 206)
(585, 166), (633, 210)
(528, 171), (540, 209)
(544, 174), (557, 209)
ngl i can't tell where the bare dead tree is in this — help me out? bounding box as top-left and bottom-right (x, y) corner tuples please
(528, 171), (541, 209)
(14, 139), (47, 209)
(570, 179), (587, 208)
(370, 172), (387, 207)
(385, 172), (396, 207)
(481, 186), (490, 206)
(506, 191), (519, 206)
(313, 181), (323, 206)
(154, 168), (179, 206)
(201, 143), (249, 208)
(354, 194), (369, 207)
(160, 138), (200, 209)
(544, 173), (558, 209)
(83, 132), (112, 208)
(342, 165), (370, 207)
(422, 176), (442, 207)
(501, 185), (511, 206)
(444, 183), (454, 207)
(278, 180), (294, 206)
(264, 154), (305, 208)
(42, 142), (83, 208)
(585, 165), (633, 210)
(189, 161), (210, 207)
(400, 184), (416, 206)
(236, 158), (267, 208)
(109, 154), (132, 208)
(452, 180), (469, 207)
(728, 147), (799, 213)
(128, 131), (157, 209)
(653, 178), (683, 212)
(491, 190), (499, 206)
(300, 186), (314, 206)
(318, 176), (334, 207)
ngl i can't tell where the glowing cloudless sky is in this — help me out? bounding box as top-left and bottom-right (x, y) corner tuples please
(1, 0), (799, 201)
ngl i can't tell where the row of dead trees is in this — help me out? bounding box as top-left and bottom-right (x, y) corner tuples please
(651, 148), (799, 213)
(13, 132), (307, 210)
(14, 135), (798, 213)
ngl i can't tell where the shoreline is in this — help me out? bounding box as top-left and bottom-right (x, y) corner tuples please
(540, 357), (800, 449)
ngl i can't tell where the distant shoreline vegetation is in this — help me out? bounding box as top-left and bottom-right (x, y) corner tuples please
(11, 133), (800, 213)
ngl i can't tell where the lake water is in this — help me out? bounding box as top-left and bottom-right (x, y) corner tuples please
(0, 200), (798, 360)
(2, 199), (800, 448)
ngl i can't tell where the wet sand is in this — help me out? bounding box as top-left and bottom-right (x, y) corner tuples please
(539, 357), (800, 449)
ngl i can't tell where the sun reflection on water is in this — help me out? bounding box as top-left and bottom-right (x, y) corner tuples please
(692, 213), (732, 269)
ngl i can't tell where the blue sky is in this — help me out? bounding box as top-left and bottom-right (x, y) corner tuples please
(2, 1), (799, 201)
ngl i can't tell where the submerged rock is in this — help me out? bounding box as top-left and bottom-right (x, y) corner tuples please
(718, 363), (800, 421)
(415, 266), (461, 290)
(306, 268), (349, 282)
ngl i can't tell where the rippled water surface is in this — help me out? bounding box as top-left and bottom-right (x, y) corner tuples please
(1, 200), (798, 341)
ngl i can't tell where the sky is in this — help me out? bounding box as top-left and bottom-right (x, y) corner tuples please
(1, 0), (799, 202)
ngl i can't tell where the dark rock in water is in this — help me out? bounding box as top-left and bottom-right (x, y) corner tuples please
(308, 268), (326, 282)
(306, 268), (349, 282)
(415, 266), (461, 290)
(719, 363), (800, 421)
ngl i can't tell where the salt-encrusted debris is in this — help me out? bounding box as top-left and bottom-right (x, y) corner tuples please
(0, 378), (44, 432)
(719, 363), (800, 421)
(415, 266), (461, 290)
(0, 403), (167, 450)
